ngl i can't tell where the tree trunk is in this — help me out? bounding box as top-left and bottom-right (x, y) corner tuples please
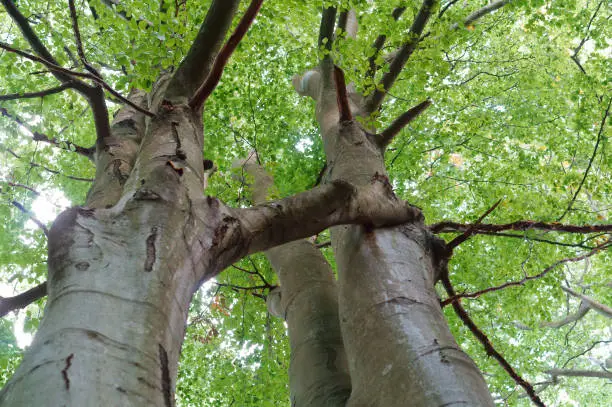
(302, 69), (495, 405)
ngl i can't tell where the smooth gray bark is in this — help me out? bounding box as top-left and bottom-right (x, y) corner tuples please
(243, 160), (351, 406)
(293, 69), (495, 405)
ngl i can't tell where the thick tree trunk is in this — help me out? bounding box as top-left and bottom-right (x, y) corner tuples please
(308, 76), (495, 405)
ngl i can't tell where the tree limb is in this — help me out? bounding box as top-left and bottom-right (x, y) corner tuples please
(166, 0), (241, 101)
(540, 302), (590, 329)
(430, 220), (612, 234)
(317, 5), (337, 83)
(365, 0), (435, 113)
(366, 7), (406, 79)
(0, 282), (47, 317)
(546, 369), (612, 380)
(377, 98), (431, 147)
(561, 286), (612, 318)
(234, 176), (422, 255)
(462, 0), (511, 28)
(189, 0), (265, 110)
(11, 200), (49, 236)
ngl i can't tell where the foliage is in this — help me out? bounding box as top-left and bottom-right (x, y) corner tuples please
(1, 0), (610, 405)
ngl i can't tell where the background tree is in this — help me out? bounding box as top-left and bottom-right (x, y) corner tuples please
(0, 0), (610, 406)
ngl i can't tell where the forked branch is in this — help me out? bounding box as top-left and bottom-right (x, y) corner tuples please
(189, 0), (264, 109)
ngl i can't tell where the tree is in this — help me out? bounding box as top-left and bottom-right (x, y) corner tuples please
(0, 0), (610, 406)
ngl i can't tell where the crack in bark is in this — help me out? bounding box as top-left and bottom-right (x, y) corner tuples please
(158, 344), (173, 407)
(61, 353), (74, 390)
(145, 227), (158, 272)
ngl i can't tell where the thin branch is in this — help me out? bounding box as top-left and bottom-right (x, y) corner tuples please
(3, 182), (40, 196)
(377, 98), (431, 147)
(11, 200), (49, 236)
(365, 0), (435, 113)
(430, 220), (612, 235)
(3, 147), (93, 181)
(440, 272), (545, 406)
(0, 106), (94, 158)
(0, 83), (74, 101)
(546, 369), (612, 380)
(442, 240), (611, 306)
(68, 0), (102, 77)
(540, 302), (590, 329)
(189, 0), (264, 109)
(333, 65), (352, 122)
(570, 0), (604, 74)
(557, 97), (611, 221)
(0, 282), (47, 317)
(561, 286), (612, 318)
(463, 0), (511, 28)
(0, 41), (154, 117)
(446, 199), (502, 250)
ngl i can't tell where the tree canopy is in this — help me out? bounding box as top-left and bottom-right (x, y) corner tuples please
(0, 0), (610, 405)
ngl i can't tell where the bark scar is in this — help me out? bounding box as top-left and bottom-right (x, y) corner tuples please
(144, 227), (158, 272)
(61, 353), (74, 390)
(158, 344), (173, 407)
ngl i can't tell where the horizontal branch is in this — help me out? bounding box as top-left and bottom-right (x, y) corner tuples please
(235, 175), (422, 254)
(0, 106), (94, 159)
(0, 41), (154, 117)
(0, 83), (74, 101)
(441, 240), (611, 306)
(546, 369), (612, 380)
(0, 282), (47, 317)
(189, 0), (264, 109)
(430, 220), (612, 235)
(463, 0), (511, 28)
(4, 147), (94, 181)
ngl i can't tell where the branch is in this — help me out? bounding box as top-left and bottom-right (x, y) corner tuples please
(0, 41), (154, 117)
(0, 83), (74, 101)
(167, 0), (240, 101)
(365, 0), (435, 113)
(11, 200), (49, 236)
(430, 220), (612, 235)
(0, 106), (94, 158)
(571, 0), (604, 74)
(366, 7), (406, 78)
(234, 175), (422, 254)
(3, 147), (93, 181)
(377, 98), (431, 147)
(446, 199), (502, 250)
(561, 286), (612, 318)
(68, 0), (102, 77)
(440, 272), (545, 406)
(442, 240), (611, 306)
(317, 5), (337, 82)
(557, 97), (611, 221)
(462, 0), (511, 28)
(546, 369), (612, 380)
(189, 0), (264, 110)
(0, 282), (47, 317)
(333, 66), (352, 122)
(540, 302), (590, 329)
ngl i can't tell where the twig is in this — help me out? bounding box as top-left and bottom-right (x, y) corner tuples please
(68, 0), (102, 77)
(570, 0), (604, 75)
(0, 282), (47, 317)
(189, 0), (265, 109)
(557, 97), (611, 221)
